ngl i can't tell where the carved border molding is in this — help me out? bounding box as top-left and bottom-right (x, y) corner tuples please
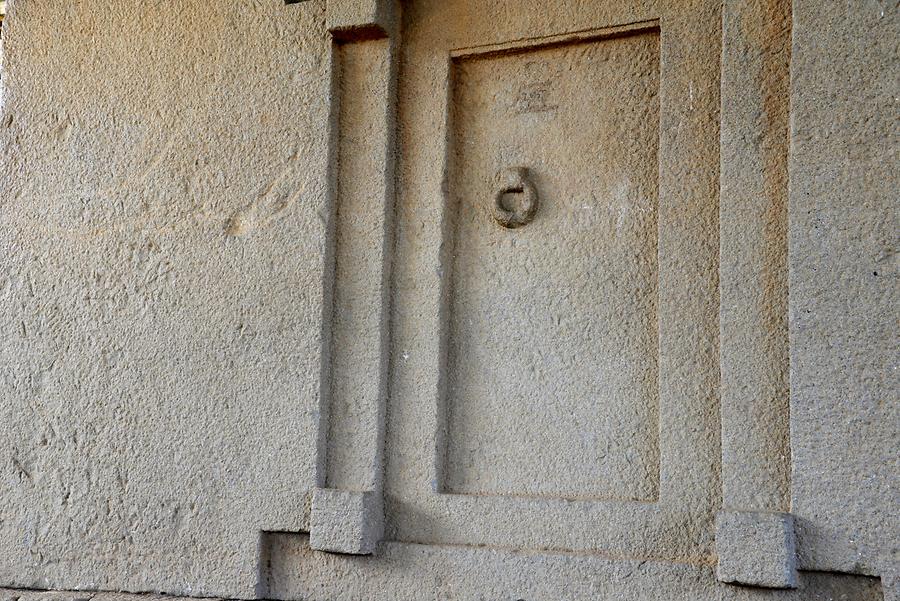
(301, 0), (800, 590)
(717, 0), (796, 589)
(309, 0), (400, 555)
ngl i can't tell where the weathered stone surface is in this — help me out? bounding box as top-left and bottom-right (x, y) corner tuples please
(716, 511), (798, 589)
(309, 489), (383, 555)
(444, 25), (661, 502)
(319, 34), (394, 496)
(261, 534), (883, 600)
(0, 591), (216, 601)
(883, 567), (900, 601)
(0, 593), (95, 601)
(719, 0), (792, 514)
(788, 0), (900, 579)
(326, 0), (397, 39)
(0, 0), (895, 598)
(384, 0), (722, 564)
(0, 1), (330, 597)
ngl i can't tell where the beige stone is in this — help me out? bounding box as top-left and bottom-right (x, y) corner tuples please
(716, 511), (798, 589)
(444, 24), (661, 502)
(309, 489), (383, 555)
(385, 0), (721, 565)
(326, 0), (397, 40)
(0, 1), (331, 596)
(719, 0), (791, 515)
(261, 534), (882, 601)
(788, 0), (900, 581)
(0, 0), (895, 599)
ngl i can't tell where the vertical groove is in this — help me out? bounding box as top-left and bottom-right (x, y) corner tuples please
(322, 37), (394, 493)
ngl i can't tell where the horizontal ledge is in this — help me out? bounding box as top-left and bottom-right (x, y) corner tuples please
(450, 18), (660, 59)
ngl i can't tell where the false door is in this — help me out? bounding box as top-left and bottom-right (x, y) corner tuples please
(385, 0), (721, 563)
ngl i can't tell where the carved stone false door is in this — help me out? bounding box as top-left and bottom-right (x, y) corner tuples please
(386, 0), (722, 565)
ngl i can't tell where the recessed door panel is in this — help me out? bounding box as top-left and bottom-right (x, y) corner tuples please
(386, 0), (720, 562)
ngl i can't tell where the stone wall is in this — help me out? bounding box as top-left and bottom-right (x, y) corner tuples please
(0, 1), (895, 599)
(0, 1), (331, 595)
